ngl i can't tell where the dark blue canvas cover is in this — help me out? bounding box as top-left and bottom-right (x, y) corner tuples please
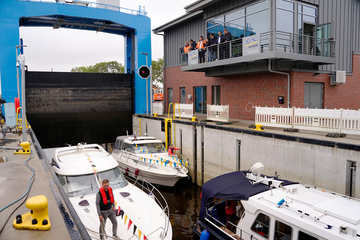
(199, 171), (298, 219)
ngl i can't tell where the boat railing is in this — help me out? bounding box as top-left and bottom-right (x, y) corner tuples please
(124, 175), (170, 240)
(205, 201), (259, 240)
(304, 184), (360, 202)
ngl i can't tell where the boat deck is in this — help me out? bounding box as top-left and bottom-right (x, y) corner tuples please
(0, 131), (76, 240)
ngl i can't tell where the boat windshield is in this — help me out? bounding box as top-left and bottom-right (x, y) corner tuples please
(96, 167), (128, 189)
(58, 173), (99, 198)
(122, 142), (165, 154)
(58, 167), (127, 197)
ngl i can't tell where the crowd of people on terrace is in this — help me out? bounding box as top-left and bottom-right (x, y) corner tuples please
(183, 29), (233, 63)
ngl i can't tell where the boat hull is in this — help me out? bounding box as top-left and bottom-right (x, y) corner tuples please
(118, 161), (186, 187)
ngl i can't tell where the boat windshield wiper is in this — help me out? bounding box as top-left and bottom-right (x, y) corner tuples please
(80, 182), (93, 199)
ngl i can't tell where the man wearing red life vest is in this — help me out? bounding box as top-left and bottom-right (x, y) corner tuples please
(96, 179), (118, 239)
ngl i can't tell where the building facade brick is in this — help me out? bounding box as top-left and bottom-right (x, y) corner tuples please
(164, 54), (360, 120)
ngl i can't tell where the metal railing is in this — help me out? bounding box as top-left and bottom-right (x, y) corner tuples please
(181, 30), (335, 66)
(18, 0), (147, 16)
(124, 174), (170, 240)
(205, 200), (259, 240)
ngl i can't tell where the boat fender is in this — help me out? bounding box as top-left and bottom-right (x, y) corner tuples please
(200, 229), (210, 240)
(135, 168), (139, 178)
(124, 167), (129, 176)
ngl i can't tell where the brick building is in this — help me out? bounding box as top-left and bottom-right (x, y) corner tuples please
(153, 0), (360, 120)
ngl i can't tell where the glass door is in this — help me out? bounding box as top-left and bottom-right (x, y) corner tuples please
(316, 23), (332, 57)
(194, 87), (207, 114)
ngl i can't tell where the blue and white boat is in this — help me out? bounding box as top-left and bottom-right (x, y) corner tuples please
(194, 162), (360, 240)
(50, 143), (172, 240)
(112, 136), (189, 187)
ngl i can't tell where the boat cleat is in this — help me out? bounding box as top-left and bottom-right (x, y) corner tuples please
(14, 141), (31, 154)
(13, 195), (51, 230)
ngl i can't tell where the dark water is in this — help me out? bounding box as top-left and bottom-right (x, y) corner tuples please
(157, 179), (201, 240)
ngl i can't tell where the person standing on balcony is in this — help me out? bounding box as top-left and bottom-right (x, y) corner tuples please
(217, 31), (225, 60)
(209, 33), (217, 62)
(190, 39), (197, 51)
(206, 37), (211, 62)
(183, 41), (191, 64)
(197, 36), (206, 63)
(224, 29), (232, 59)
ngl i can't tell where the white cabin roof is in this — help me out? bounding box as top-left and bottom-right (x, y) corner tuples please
(248, 184), (360, 239)
(52, 144), (118, 176)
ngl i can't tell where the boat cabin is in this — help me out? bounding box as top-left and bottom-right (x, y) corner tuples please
(113, 136), (165, 154)
(197, 164), (360, 240)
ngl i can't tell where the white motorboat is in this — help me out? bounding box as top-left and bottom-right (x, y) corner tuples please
(50, 143), (172, 240)
(112, 136), (189, 187)
(195, 162), (360, 240)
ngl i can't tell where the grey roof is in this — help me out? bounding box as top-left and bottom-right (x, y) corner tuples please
(184, 0), (221, 13)
(152, 10), (203, 34)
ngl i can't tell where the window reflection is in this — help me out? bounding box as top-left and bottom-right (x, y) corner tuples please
(225, 9), (244, 22)
(246, 9), (269, 36)
(276, 0), (294, 10)
(225, 17), (245, 39)
(208, 16), (224, 28)
(246, 0), (269, 15)
(206, 0), (269, 39)
(276, 9), (294, 32)
(303, 5), (316, 15)
(207, 25), (225, 38)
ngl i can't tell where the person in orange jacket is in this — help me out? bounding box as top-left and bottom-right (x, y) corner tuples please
(197, 36), (206, 63)
(183, 41), (191, 64)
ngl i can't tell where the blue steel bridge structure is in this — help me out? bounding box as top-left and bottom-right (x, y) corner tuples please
(0, 0), (152, 115)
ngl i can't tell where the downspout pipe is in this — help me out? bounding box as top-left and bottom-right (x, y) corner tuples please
(268, 59), (291, 108)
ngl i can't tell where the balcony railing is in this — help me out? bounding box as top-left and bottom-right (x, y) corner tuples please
(181, 30), (335, 66)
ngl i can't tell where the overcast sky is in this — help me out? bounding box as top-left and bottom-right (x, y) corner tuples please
(20, 0), (196, 72)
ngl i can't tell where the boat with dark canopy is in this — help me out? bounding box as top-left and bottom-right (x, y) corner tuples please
(194, 162), (360, 240)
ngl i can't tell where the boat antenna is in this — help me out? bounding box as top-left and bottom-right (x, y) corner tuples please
(126, 130), (129, 136)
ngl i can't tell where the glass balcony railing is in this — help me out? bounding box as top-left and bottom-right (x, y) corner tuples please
(181, 30), (335, 67)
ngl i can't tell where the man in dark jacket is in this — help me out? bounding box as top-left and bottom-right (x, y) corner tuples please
(189, 39), (197, 51)
(217, 31), (225, 60)
(96, 179), (118, 239)
(208, 33), (217, 61)
(224, 29), (232, 59)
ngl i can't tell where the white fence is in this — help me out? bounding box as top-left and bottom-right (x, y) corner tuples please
(174, 103), (193, 119)
(153, 102), (163, 115)
(207, 105), (229, 122)
(256, 107), (360, 135)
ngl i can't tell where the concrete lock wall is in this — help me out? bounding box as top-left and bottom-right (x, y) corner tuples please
(133, 116), (360, 198)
